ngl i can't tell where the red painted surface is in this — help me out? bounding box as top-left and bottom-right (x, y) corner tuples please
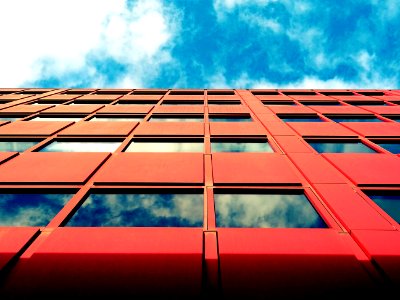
(0, 89), (399, 297)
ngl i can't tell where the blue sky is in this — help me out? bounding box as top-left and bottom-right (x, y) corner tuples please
(0, 0), (399, 89)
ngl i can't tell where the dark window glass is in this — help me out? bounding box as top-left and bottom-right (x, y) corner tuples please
(308, 141), (376, 153)
(125, 140), (203, 152)
(66, 192), (203, 227)
(251, 91), (280, 95)
(161, 101), (203, 105)
(169, 90), (204, 95)
(40, 141), (121, 152)
(365, 191), (400, 223)
(328, 116), (382, 122)
(0, 192), (72, 226)
(384, 115), (400, 122)
(357, 92), (385, 96)
(0, 140), (39, 152)
(89, 116), (143, 122)
(209, 115), (252, 122)
(282, 91), (317, 95)
(207, 90), (235, 95)
(149, 115), (204, 122)
(211, 139), (273, 152)
(373, 141), (400, 154)
(117, 101), (158, 105)
(346, 101), (387, 106)
(280, 115), (323, 122)
(301, 101), (341, 106)
(208, 100), (241, 105)
(214, 191), (326, 228)
(320, 91), (354, 96)
(262, 101), (296, 106)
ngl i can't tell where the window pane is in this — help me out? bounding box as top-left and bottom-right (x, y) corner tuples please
(40, 141), (121, 152)
(89, 116), (143, 122)
(365, 191), (400, 223)
(0, 140), (39, 152)
(373, 142), (400, 154)
(308, 141), (376, 153)
(0, 116), (21, 121)
(66, 193), (203, 227)
(125, 141), (203, 152)
(301, 102), (341, 106)
(0, 193), (72, 226)
(328, 116), (382, 122)
(211, 140), (273, 152)
(149, 116), (204, 122)
(280, 116), (323, 122)
(209, 115), (252, 122)
(215, 192), (326, 228)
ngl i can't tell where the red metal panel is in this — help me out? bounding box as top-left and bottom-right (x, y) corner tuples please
(209, 122), (266, 136)
(0, 152), (18, 163)
(0, 152), (109, 184)
(133, 122), (204, 136)
(0, 104), (54, 113)
(152, 105), (204, 114)
(0, 227), (39, 270)
(43, 104), (104, 114)
(309, 105), (370, 114)
(58, 121), (138, 136)
(97, 104), (153, 114)
(260, 121), (297, 136)
(288, 153), (347, 183)
(342, 122), (400, 137)
(0, 121), (73, 136)
(212, 153), (301, 185)
(255, 95), (292, 100)
(268, 105), (314, 114)
(218, 228), (374, 297)
(314, 184), (393, 230)
(208, 105), (249, 114)
(289, 95), (333, 101)
(207, 95), (240, 100)
(3, 228), (203, 297)
(323, 153), (400, 185)
(358, 106), (400, 114)
(352, 230), (400, 283)
(288, 122), (357, 137)
(274, 136), (313, 153)
(331, 95), (376, 101)
(119, 94), (162, 100)
(94, 153), (204, 184)
(40, 94), (80, 100)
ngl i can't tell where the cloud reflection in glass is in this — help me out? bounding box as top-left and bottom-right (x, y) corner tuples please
(40, 141), (121, 152)
(366, 191), (400, 223)
(211, 140), (273, 152)
(308, 141), (376, 153)
(125, 141), (203, 152)
(214, 193), (326, 228)
(0, 140), (39, 152)
(0, 193), (72, 226)
(66, 193), (203, 227)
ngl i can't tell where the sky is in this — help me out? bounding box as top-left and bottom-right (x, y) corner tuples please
(0, 0), (399, 89)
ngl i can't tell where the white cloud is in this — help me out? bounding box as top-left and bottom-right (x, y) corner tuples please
(0, 0), (179, 87)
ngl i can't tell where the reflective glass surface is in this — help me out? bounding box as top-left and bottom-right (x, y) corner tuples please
(328, 116), (382, 122)
(66, 193), (203, 227)
(0, 140), (39, 152)
(308, 141), (376, 153)
(149, 116), (204, 122)
(208, 101), (241, 105)
(30, 116), (83, 121)
(162, 102), (203, 105)
(385, 116), (400, 121)
(211, 140), (273, 152)
(301, 102), (341, 106)
(263, 102), (296, 106)
(347, 102), (387, 106)
(374, 142), (400, 154)
(89, 116), (143, 122)
(0, 116), (20, 121)
(209, 115), (252, 122)
(40, 141), (121, 152)
(0, 193), (72, 226)
(280, 116), (323, 122)
(366, 191), (400, 223)
(125, 141), (203, 152)
(214, 192), (326, 228)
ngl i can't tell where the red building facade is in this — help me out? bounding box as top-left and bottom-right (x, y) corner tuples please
(0, 88), (400, 298)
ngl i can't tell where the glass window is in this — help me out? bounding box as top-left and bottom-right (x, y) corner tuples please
(383, 115), (400, 122)
(66, 192), (203, 227)
(89, 116), (143, 122)
(279, 115), (324, 122)
(262, 101), (296, 106)
(0, 116), (23, 122)
(39, 141), (121, 152)
(365, 191), (400, 223)
(149, 115), (204, 122)
(307, 140), (376, 153)
(0, 140), (40, 152)
(125, 139), (203, 152)
(300, 101), (341, 106)
(161, 101), (204, 105)
(209, 115), (252, 122)
(327, 115), (383, 122)
(116, 100), (158, 105)
(214, 191), (326, 228)
(346, 101), (387, 106)
(29, 116), (83, 122)
(0, 192), (73, 226)
(211, 139), (274, 152)
(208, 100), (241, 105)
(372, 141), (400, 154)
